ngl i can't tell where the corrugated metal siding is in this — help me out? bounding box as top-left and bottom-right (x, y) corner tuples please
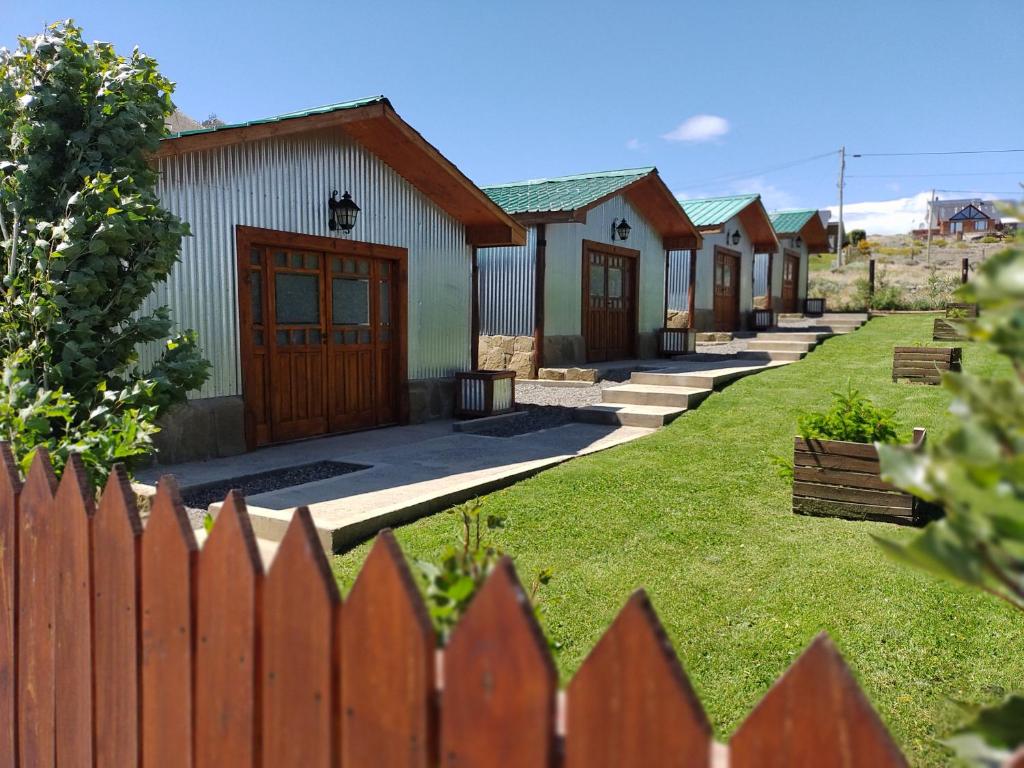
(477, 226), (537, 337)
(666, 250), (692, 311)
(147, 130), (472, 399)
(753, 252), (770, 297)
(542, 196), (665, 336)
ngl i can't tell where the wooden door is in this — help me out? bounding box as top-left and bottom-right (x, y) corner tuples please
(782, 252), (800, 313)
(239, 228), (405, 447)
(267, 248), (329, 442)
(713, 249), (740, 332)
(583, 244), (636, 362)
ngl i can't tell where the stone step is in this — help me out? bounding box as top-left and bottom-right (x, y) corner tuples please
(737, 350), (805, 362)
(746, 339), (816, 352)
(574, 403), (686, 428)
(631, 364), (771, 390)
(601, 383), (711, 409)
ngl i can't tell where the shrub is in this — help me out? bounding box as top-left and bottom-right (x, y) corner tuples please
(981, 236), (1000, 244)
(932, 238), (948, 248)
(0, 21), (210, 481)
(848, 229), (867, 246)
(797, 383), (902, 444)
(877, 211), (1024, 760)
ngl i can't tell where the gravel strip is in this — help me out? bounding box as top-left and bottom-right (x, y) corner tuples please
(471, 405), (577, 437)
(181, 460), (369, 513)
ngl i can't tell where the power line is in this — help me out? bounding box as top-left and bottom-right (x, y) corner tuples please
(852, 148), (1024, 158)
(848, 171), (1024, 179)
(683, 149), (838, 189)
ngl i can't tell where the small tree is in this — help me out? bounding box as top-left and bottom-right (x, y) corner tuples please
(848, 228), (867, 247)
(877, 210), (1024, 763)
(0, 21), (209, 482)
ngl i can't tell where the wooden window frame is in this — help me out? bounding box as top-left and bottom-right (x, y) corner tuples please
(235, 225), (409, 449)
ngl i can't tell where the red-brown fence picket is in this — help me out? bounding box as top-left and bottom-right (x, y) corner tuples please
(0, 449), (1015, 767)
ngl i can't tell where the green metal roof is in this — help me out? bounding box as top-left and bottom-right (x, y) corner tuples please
(769, 209), (818, 235)
(678, 194), (760, 227)
(482, 167), (655, 215)
(163, 95), (388, 140)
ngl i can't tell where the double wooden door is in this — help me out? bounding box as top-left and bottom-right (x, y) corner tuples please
(583, 244), (637, 362)
(713, 248), (740, 332)
(782, 252), (800, 313)
(239, 229), (404, 447)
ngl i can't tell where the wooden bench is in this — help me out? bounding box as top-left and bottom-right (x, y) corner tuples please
(892, 346), (961, 384)
(792, 428), (929, 525)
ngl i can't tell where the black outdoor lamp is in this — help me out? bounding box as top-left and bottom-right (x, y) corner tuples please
(328, 190), (360, 234)
(730, 229), (741, 246)
(613, 218), (632, 241)
(794, 236), (803, 248)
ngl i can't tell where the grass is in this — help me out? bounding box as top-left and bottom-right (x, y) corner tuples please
(331, 315), (1022, 767)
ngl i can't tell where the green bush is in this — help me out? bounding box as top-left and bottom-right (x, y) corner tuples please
(797, 384), (902, 444)
(980, 236), (1000, 244)
(0, 21), (210, 481)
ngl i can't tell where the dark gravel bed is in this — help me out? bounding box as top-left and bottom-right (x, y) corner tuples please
(181, 460), (369, 512)
(472, 405), (576, 437)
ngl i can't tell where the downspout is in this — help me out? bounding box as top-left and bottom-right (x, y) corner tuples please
(532, 223), (546, 374)
(471, 245), (480, 368)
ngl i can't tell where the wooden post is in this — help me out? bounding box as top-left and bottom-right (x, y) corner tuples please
(470, 246), (479, 369)
(961, 257), (969, 284)
(868, 259), (876, 298)
(533, 224), (546, 374)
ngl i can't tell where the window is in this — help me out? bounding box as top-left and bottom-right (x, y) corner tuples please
(976, 220), (987, 231)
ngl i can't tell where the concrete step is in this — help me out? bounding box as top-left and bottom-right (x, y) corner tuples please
(737, 350), (805, 362)
(631, 364), (771, 390)
(746, 339), (816, 352)
(754, 332), (832, 343)
(574, 403), (686, 428)
(601, 383), (711, 409)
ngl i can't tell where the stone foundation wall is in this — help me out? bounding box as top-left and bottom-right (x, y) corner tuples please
(407, 378), (456, 423)
(153, 396), (247, 465)
(477, 334), (536, 379)
(666, 310), (690, 329)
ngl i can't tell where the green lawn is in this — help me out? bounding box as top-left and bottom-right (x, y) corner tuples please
(332, 315), (1022, 767)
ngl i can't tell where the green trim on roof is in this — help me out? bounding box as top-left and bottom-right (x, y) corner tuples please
(677, 194), (760, 228)
(163, 95), (388, 140)
(482, 167), (655, 215)
(769, 209), (818, 235)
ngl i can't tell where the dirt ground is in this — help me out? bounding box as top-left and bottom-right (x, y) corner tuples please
(807, 233), (1009, 310)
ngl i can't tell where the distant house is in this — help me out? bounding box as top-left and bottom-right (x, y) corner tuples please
(151, 96), (524, 461)
(475, 168), (701, 375)
(927, 198), (1002, 235)
(768, 209), (830, 313)
(674, 195), (779, 332)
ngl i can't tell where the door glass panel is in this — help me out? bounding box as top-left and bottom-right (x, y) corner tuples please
(291, 329), (305, 345)
(333, 277), (370, 326)
(304, 252), (319, 270)
(309, 329), (321, 345)
(356, 259), (370, 275)
(253, 329), (264, 346)
(250, 248), (262, 265)
(608, 267), (623, 299)
(275, 273), (320, 324)
(380, 261), (391, 277)
(590, 264), (606, 297)
(379, 281), (391, 324)
(274, 251), (287, 267)
(359, 329), (371, 344)
(250, 271), (263, 323)
(276, 330), (289, 345)
(289, 252), (303, 269)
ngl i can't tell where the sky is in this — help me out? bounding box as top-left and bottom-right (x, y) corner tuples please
(3, 0), (1022, 234)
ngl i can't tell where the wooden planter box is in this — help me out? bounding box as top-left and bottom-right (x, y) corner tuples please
(892, 346), (962, 384)
(455, 370), (516, 418)
(657, 328), (695, 357)
(751, 309), (775, 331)
(793, 428), (929, 525)
(932, 318), (966, 341)
(804, 298), (826, 316)
(946, 302), (979, 318)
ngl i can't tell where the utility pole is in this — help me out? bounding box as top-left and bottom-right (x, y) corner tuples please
(925, 188), (936, 267)
(836, 146), (846, 267)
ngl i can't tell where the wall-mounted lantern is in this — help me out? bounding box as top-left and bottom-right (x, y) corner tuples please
(794, 235), (803, 248)
(328, 190), (360, 234)
(613, 218), (631, 241)
(730, 229), (742, 247)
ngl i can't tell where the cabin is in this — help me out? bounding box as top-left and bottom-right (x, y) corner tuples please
(767, 209), (830, 314)
(474, 168), (701, 376)
(148, 96), (525, 462)
(673, 194), (779, 332)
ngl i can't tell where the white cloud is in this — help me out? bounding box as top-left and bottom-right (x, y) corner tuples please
(662, 114), (730, 143)
(825, 192), (936, 235)
(625, 137), (643, 151)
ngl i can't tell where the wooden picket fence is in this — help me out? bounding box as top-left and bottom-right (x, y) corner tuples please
(0, 446), (1020, 768)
